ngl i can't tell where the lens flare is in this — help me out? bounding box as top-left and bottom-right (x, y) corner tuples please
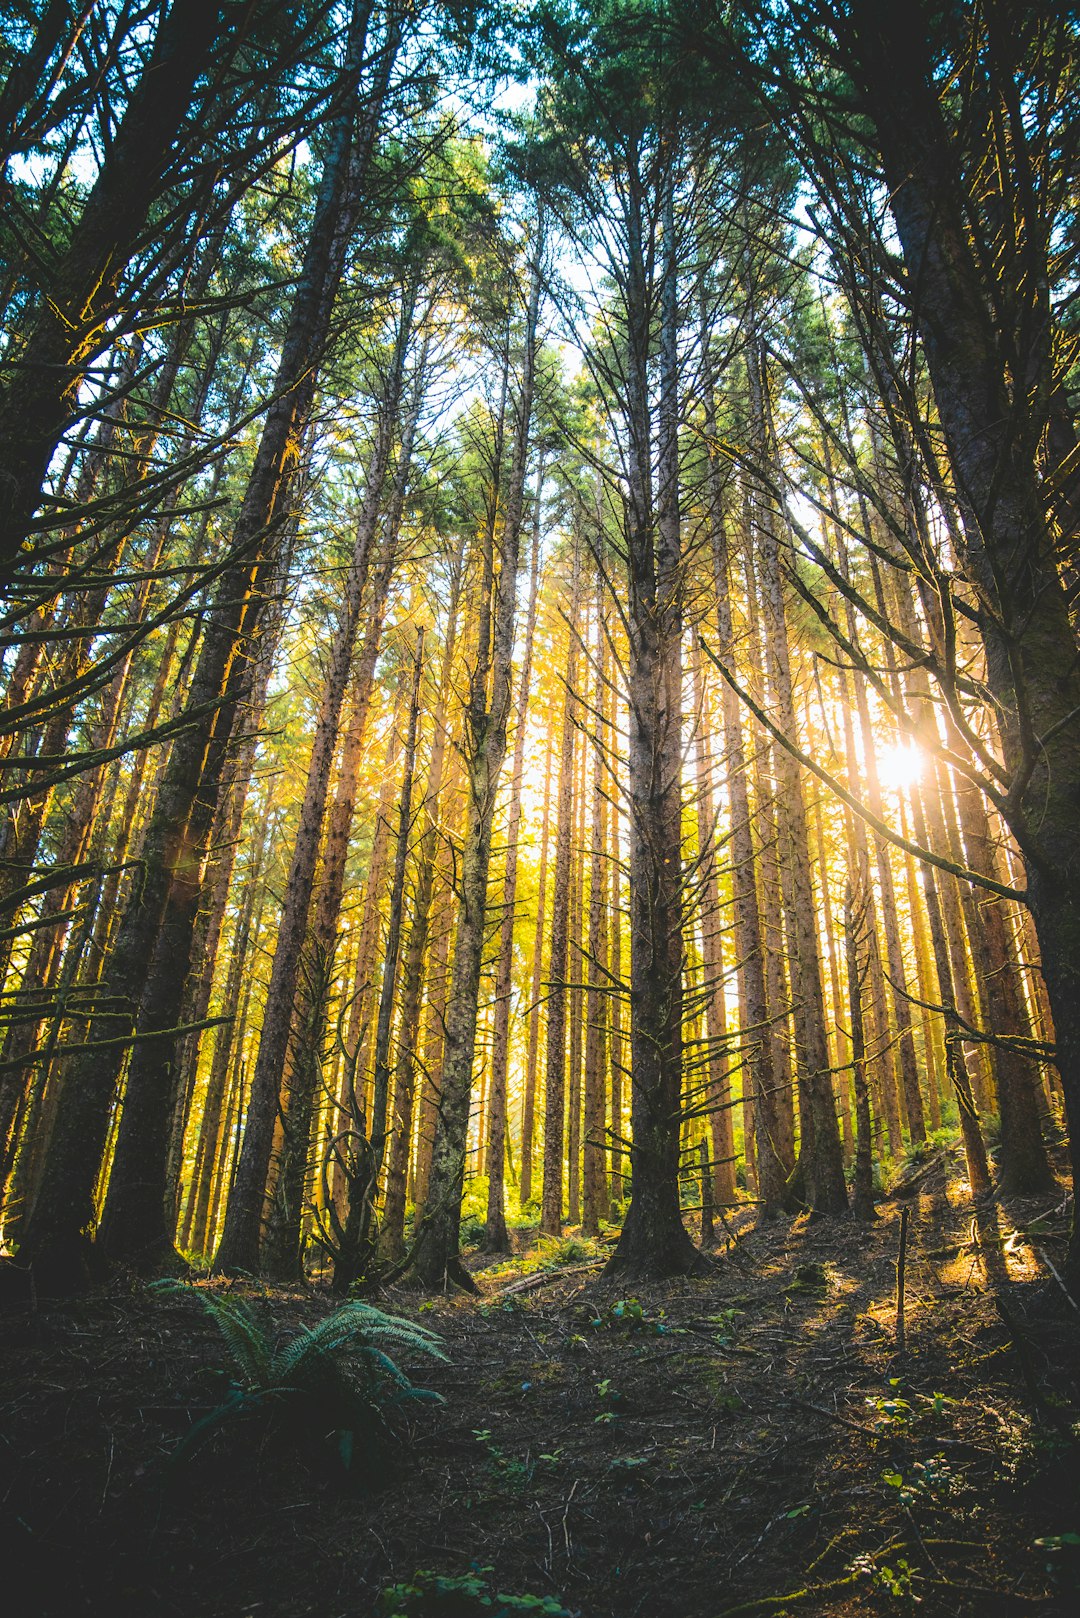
(876, 740), (923, 793)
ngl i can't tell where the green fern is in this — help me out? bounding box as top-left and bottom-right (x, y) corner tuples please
(150, 1283), (447, 1475)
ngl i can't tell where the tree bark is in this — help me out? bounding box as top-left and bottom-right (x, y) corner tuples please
(540, 535), (581, 1238)
(844, 0), (1080, 1278)
(12, 4), (382, 1293)
(485, 464), (543, 1251)
(216, 273), (417, 1275)
(408, 238), (541, 1289)
(607, 165), (704, 1278)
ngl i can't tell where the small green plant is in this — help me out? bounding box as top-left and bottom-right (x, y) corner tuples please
(551, 1234), (595, 1265)
(376, 1567), (570, 1616)
(850, 1552), (919, 1600)
(479, 1294), (524, 1319)
(866, 1378), (914, 1430)
(472, 1428), (532, 1490)
(883, 1454), (958, 1507)
(587, 1296), (667, 1335)
(609, 1454), (650, 1482)
(706, 1308), (742, 1347)
(151, 1282), (447, 1475)
(593, 1378), (623, 1423)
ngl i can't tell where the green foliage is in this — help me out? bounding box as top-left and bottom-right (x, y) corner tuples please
(877, 1125), (959, 1195)
(376, 1566), (570, 1616)
(150, 1283), (447, 1476)
(882, 1454), (959, 1507)
(551, 1235), (595, 1264)
(705, 1308), (743, 1348)
(850, 1552), (919, 1601)
(472, 1428), (534, 1491)
(480, 1231), (606, 1290)
(865, 1378), (914, 1431)
(458, 1178), (490, 1248)
(587, 1296), (667, 1334)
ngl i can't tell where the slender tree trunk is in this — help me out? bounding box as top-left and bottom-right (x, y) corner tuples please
(566, 749), (585, 1226)
(485, 465), (543, 1251)
(216, 278), (417, 1275)
(583, 582), (611, 1235)
(540, 536), (581, 1237)
(409, 239), (541, 1289)
(13, 7), (384, 1292)
(608, 166), (703, 1277)
(263, 339), (429, 1280)
(845, 875), (877, 1221)
(700, 347), (785, 1216)
(748, 344), (846, 1215)
(519, 717), (553, 1208)
(951, 773), (1053, 1192)
(182, 827), (269, 1257)
(691, 649), (736, 1205)
(382, 542), (465, 1258)
(363, 639), (424, 1235)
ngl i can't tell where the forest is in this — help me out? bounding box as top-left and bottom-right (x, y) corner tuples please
(0, 1), (1077, 1614)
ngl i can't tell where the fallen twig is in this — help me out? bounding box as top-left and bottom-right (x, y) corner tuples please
(781, 1397), (879, 1437)
(714, 1573), (863, 1614)
(493, 1260), (605, 1298)
(1036, 1246), (1080, 1314)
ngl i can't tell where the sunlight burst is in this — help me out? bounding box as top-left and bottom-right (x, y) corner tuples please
(876, 739), (924, 793)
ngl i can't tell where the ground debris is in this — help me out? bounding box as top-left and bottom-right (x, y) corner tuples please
(1, 1182), (1076, 1616)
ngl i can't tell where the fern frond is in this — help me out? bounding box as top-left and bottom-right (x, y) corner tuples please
(355, 1345), (419, 1389)
(274, 1304), (447, 1381)
(151, 1289), (448, 1480)
(200, 1295), (275, 1386)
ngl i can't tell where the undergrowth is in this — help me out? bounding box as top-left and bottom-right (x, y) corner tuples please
(151, 1282), (447, 1477)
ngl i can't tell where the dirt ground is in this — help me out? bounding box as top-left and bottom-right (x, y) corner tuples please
(2, 1155), (1078, 1617)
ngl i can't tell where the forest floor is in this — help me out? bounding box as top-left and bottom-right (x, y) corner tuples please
(2, 1151), (1079, 1617)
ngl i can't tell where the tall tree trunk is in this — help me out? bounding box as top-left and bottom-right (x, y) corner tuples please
(540, 536), (581, 1237)
(566, 746), (585, 1226)
(748, 344), (846, 1215)
(951, 772), (1053, 1193)
(262, 336), (429, 1279)
(409, 239), (541, 1289)
(519, 717), (553, 1209)
(844, 872), (877, 1222)
(845, 0), (1080, 1281)
(691, 649), (736, 1205)
(583, 581), (611, 1235)
(699, 337), (786, 1217)
(216, 275), (417, 1275)
(181, 824), (269, 1258)
(485, 464), (543, 1251)
(607, 166), (703, 1277)
(12, 6), (384, 1293)
(382, 540), (465, 1258)
(360, 635), (424, 1259)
